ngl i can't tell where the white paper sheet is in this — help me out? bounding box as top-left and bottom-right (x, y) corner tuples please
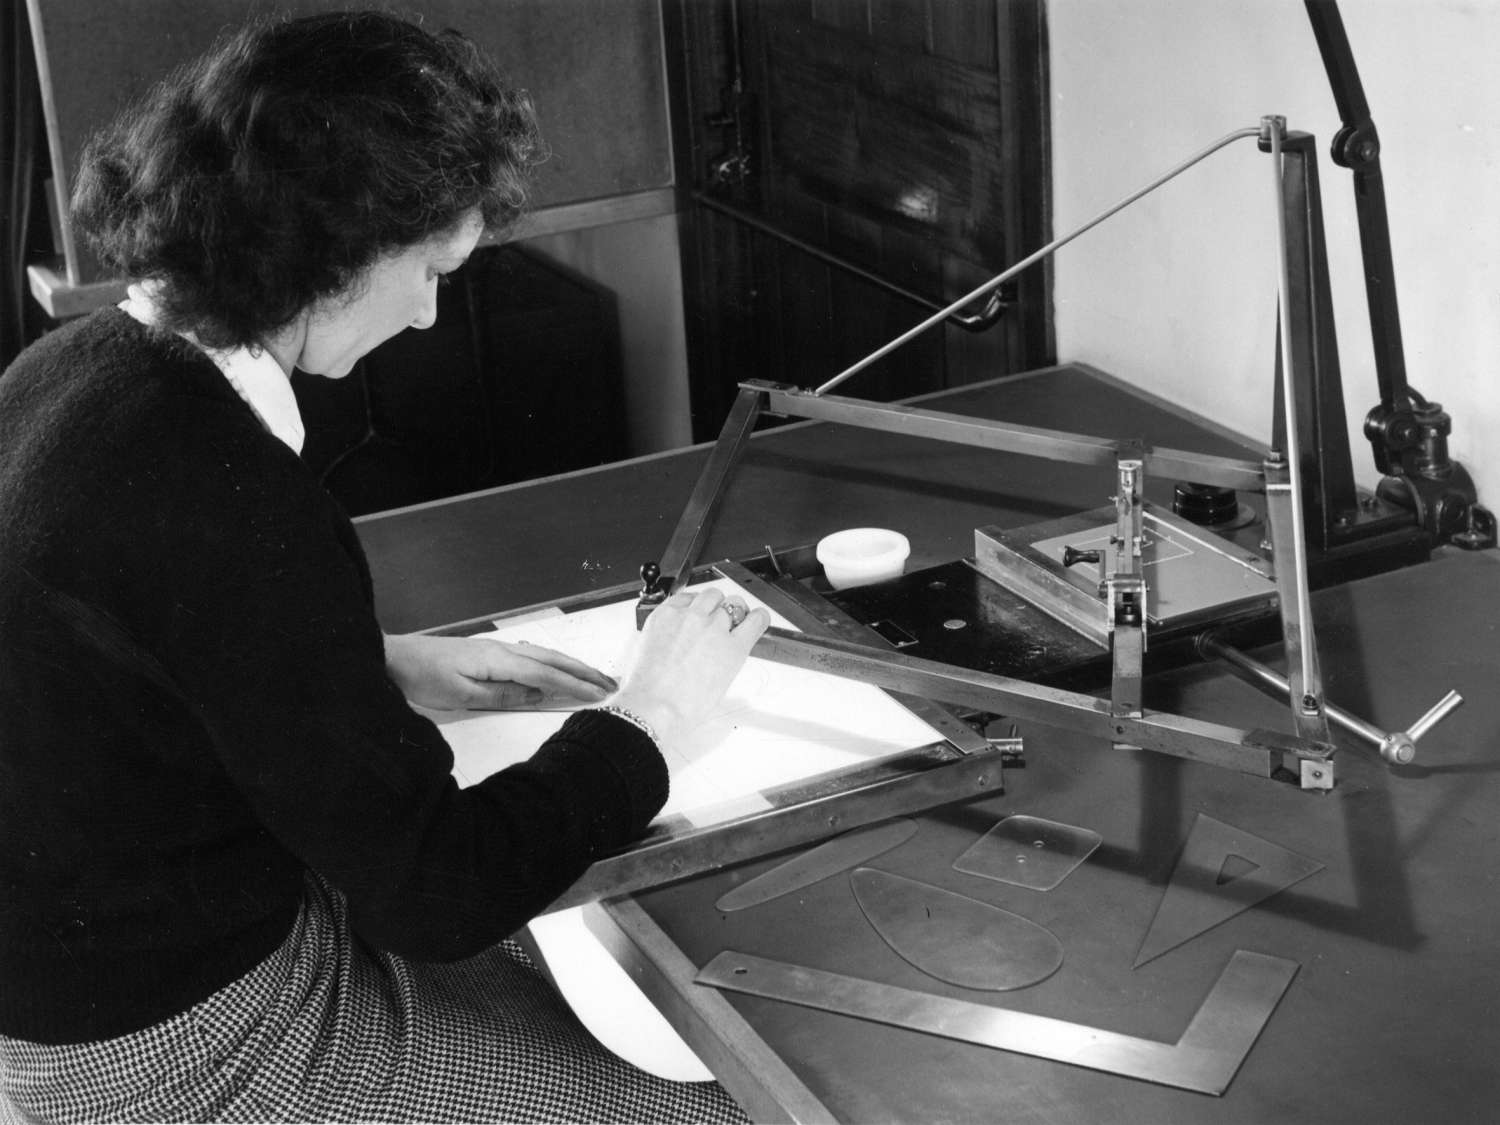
(432, 577), (944, 828)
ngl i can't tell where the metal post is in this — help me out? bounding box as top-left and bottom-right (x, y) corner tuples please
(1107, 455), (1147, 728)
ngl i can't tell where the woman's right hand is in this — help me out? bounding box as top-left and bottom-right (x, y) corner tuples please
(609, 587), (769, 747)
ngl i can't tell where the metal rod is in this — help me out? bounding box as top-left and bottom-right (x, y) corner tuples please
(813, 125), (1264, 397)
(694, 193), (1006, 330)
(1199, 633), (1463, 766)
(1407, 691), (1464, 742)
(1199, 632), (1382, 745)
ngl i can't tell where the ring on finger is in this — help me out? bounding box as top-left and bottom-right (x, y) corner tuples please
(720, 601), (747, 628)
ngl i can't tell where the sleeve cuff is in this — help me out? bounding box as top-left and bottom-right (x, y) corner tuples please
(548, 708), (670, 835)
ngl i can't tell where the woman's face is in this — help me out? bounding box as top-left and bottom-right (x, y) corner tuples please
(294, 210), (485, 378)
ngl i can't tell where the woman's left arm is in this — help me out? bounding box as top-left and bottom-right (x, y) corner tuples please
(382, 632), (617, 711)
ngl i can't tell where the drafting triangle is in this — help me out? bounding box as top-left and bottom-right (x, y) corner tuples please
(1134, 813), (1322, 968)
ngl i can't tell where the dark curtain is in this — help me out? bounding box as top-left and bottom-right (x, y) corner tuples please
(1, 0), (51, 372)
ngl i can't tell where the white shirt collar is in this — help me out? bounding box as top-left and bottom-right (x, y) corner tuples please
(119, 282), (306, 454)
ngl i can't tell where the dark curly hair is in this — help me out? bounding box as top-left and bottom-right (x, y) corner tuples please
(72, 10), (543, 349)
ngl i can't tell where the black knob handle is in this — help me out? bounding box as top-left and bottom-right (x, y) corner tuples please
(1062, 546), (1102, 568)
(640, 561), (663, 598)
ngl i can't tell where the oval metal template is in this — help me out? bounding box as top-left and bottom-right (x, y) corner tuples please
(850, 867), (1063, 991)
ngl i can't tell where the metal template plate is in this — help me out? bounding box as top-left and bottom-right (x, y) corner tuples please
(1135, 813), (1324, 968)
(715, 819), (919, 913)
(952, 815), (1103, 891)
(697, 949), (1299, 1096)
(973, 504), (1277, 646)
(1029, 509), (1275, 626)
(850, 868), (1064, 991)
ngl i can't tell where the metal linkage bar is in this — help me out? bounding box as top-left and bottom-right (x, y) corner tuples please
(1266, 119), (1323, 638)
(753, 382), (1265, 492)
(637, 385), (764, 627)
(1263, 453), (1332, 764)
(750, 627), (1333, 784)
(693, 193), (1009, 331)
(1262, 116), (1335, 768)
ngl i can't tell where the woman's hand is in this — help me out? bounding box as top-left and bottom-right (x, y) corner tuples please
(383, 632), (617, 712)
(610, 587), (769, 747)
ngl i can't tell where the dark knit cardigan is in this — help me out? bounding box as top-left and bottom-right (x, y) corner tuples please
(0, 309), (667, 1044)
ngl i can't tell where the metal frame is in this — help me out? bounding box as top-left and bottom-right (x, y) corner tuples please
(473, 571), (1012, 916)
(638, 115), (1462, 791)
(496, 111), (1474, 910)
(644, 374), (1339, 789)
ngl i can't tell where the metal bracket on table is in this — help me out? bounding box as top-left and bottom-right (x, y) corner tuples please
(1302, 0), (1494, 550)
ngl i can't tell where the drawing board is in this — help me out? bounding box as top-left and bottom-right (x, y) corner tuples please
(429, 577), (947, 828)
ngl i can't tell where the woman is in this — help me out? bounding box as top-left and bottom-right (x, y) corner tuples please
(0, 12), (765, 1123)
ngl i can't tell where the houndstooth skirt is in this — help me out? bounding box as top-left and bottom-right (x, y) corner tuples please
(0, 874), (747, 1124)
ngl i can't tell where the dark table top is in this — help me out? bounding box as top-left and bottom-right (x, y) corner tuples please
(626, 547), (1499, 1124)
(358, 364), (1499, 1124)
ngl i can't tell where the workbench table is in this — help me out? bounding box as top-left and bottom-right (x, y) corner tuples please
(358, 364), (1499, 1124)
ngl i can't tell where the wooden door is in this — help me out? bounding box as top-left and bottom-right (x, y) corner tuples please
(665, 0), (1052, 440)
